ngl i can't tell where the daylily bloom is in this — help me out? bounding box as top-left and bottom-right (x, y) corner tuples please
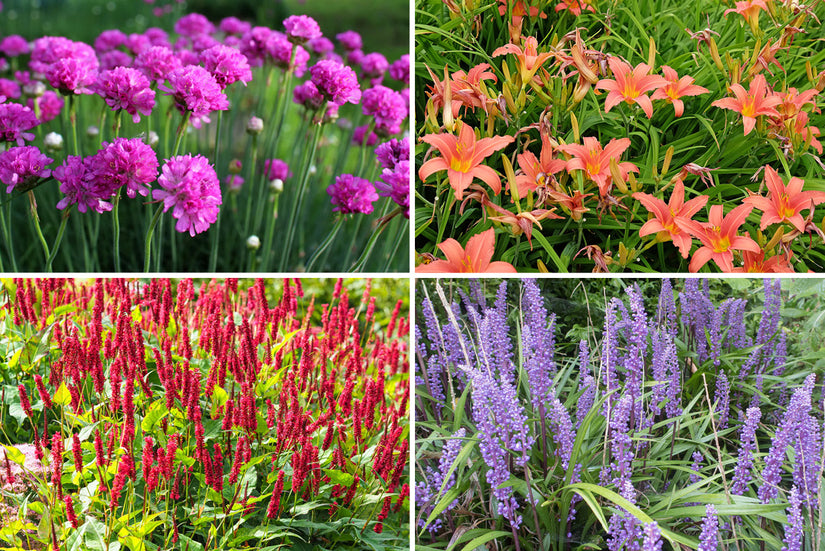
(676, 204), (760, 272)
(723, 0), (769, 29)
(547, 188), (592, 220)
(419, 123), (514, 200)
(512, 133), (566, 199)
(558, 136), (638, 196)
(650, 65), (709, 117)
(415, 227), (517, 273)
(493, 36), (554, 85)
(633, 178), (709, 257)
(743, 165), (825, 232)
(426, 64), (497, 117)
(555, 0), (596, 16)
(485, 197), (562, 249)
(711, 74), (781, 135)
(748, 39), (785, 77)
(595, 58), (666, 118)
(732, 248), (794, 273)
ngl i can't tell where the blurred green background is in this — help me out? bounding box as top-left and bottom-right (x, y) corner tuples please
(0, 0), (408, 61)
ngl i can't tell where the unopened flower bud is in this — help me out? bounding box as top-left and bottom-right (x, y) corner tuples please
(44, 132), (63, 152)
(308, 165), (317, 175)
(228, 159), (242, 175)
(246, 116), (263, 135)
(87, 125), (100, 138)
(23, 81), (45, 98)
(246, 235), (261, 250)
(147, 130), (159, 147)
(270, 178), (284, 193)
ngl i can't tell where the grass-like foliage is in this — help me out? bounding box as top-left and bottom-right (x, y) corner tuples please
(415, 0), (825, 273)
(0, 278), (409, 551)
(416, 277), (825, 550)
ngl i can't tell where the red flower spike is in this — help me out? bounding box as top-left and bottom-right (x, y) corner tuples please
(34, 375), (52, 409)
(64, 495), (79, 529)
(17, 385), (33, 418)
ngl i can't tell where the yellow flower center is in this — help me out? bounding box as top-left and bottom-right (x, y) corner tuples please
(450, 156), (472, 173)
(711, 234), (731, 253)
(622, 83), (640, 100)
(741, 99), (756, 118)
(585, 160), (601, 176)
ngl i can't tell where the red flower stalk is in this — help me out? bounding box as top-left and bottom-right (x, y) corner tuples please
(211, 443), (223, 492)
(222, 399), (234, 431)
(51, 433), (64, 498)
(34, 375), (52, 409)
(142, 437), (155, 482)
(266, 470), (285, 519)
(72, 433), (83, 474)
(110, 455), (133, 508)
(18, 384), (33, 418)
(94, 429), (105, 469)
(4, 453), (15, 484)
(228, 436), (248, 485)
(393, 483), (409, 513)
(64, 495), (79, 528)
(266, 399), (275, 430)
(387, 300), (402, 338)
(343, 475), (360, 505)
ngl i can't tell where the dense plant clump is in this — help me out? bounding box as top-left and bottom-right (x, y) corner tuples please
(415, 0), (825, 272)
(0, 278), (409, 551)
(0, 3), (409, 271)
(416, 277), (824, 550)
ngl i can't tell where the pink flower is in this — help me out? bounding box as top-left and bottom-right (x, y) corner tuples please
(153, 154), (222, 236)
(283, 15), (322, 45)
(336, 31), (362, 51)
(310, 59), (362, 105)
(90, 138), (159, 198)
(27, 91), (64, 124)
(0, 146), (52, 193)
(159, 65), (229, 128)
(219, 17), (251, 36)
(0, 35), (28, 57)
(0, 103), (38, 146)
(174, 13), (215, 38)
(55, 156), (113, 213)
(362, 85), (407, 136)
(200, 44), (253, 89)
(135, 46), (182, 83)
(595, 58), (667, 118)
(96, 67), (156, 123)
(327, 173), (379, 214)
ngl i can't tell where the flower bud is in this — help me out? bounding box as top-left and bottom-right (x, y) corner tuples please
(23, 81), (45, 98)
(270, 178), (284, 193)
(44, 132), (63, 152)
(228, 159), (242, 175)
(246, 116), (263, 135)
(147, 130), (159, 147)
(87, 125), (100, 138)
(247, 235), (260, 250)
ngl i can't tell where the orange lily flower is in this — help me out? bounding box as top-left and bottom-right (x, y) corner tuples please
(547, 188), (592, 220)
(595, 58), (667, 118)
(732, 248), (794, 273)
(711, 74), (781, 135)
(493, 36), (554, 85)
(415, 228), (517, 273)
(555, 0), (596, 16)
(512, 133), (566, 199)
(426, 64), (497, 118)
(676, 204), (760, 272)
(650, 65), (709, 117)
(558, 136), (638, 196)
(485, 198), (563, 249)
(743, 165), (825, 232)
(633, 178), (709, 258)
(419, 124), (515, 201)
(723, 0), (769, 28)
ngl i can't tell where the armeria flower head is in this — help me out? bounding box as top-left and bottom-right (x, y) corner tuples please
(293, 80), (325, 110)
(0, 146), (53, 193)
(159, 65), (229, 128)
(200, 45), (253, 89)
(220, 17), (251, 36)
(361, 85), (407, 136)
(559, 136), (638, 196)
(375, 137), (410, 170)
(152, 154), (222, 236)
(91, 138), (159, 198)
(1, 35), (29, 57)
(283, 15), (322, 45)
(27, 91), (64, 124)
(327, 173), (379, 215)
(375, 161), (410, 216)
(712, 74), (781, 135)
(492, 36), (554, 85)
(389, 54), (410, 85)
(743, 165), (825, 232)
(415, 228), (517, 273)
(419, 123), (514, 200)
(94, 29), (127, 53)
(263, 159), (291, 182)
(649, 65), (709, 117)
(55, 155), (114, 213)
(267, 35), (310, 77)
(595, 58), (667, 118)
(0, 102), (39, 146)
(45, 43), (100, 95)
(135, 46), (182, 84)
(336, 30), (362, 51)
(96, 67), (156, 124)
(676, 203), (760, 272)
(174, 13), (215, 38)
(309, 59), (361, 105)
(308, 36), (334, 56)
(633, 178), (709, 257)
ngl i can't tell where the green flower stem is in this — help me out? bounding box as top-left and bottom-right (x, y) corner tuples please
(46, 207), (72, 272)
(306, 216), (345, 271)
(112, 189), (122, 271)
(208, 110), (224, 272)
(69, 95), (80, 157)
(341, 215), (364, 269)
(172, 112), (190, 157)
(1, 198), (17, 271)
(276, 104), (327, 271)
(27, 191), (51, 269)
(242, 133), (259, 238)
(260, 192), (281, 271)
(144, 204), (165, 272)
(349, 206), (393, 272)
(381, 214), (406, 272)
(113, 109), (122, 139)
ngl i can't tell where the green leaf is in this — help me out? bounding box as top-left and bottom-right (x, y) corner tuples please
(456, 530), (510, 551)
(323, 469), (354, 487)
(3, 445), (25, 466)
(7, 403), (27, 428)
(83, 517), (116, 551)
(53, 382), (71, 406)
(178, 533), (204, 551)
(141, 400), (168, 432)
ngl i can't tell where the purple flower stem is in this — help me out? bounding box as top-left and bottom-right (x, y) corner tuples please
(27, 191), (50, 266)
(277, 103), (327, 270)
(522, 463), (543, 547)
(538, 403), (549, 476)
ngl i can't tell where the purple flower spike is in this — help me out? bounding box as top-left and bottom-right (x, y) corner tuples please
(0, 146), (53, 193)
(309, 59), (361, 105)
(782, 486), (803, 551)
(732, 406), (762, 495)
(153, 154), (222, 236)
(96, 67), (156, 124)
(283, 15), (322, 45)
(327, 174), (378, 215)
(200, 44), (253, 89)
(159, 65), (229, 128)
(698, 504), (718, 551)
(642, 522), (663, 551)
